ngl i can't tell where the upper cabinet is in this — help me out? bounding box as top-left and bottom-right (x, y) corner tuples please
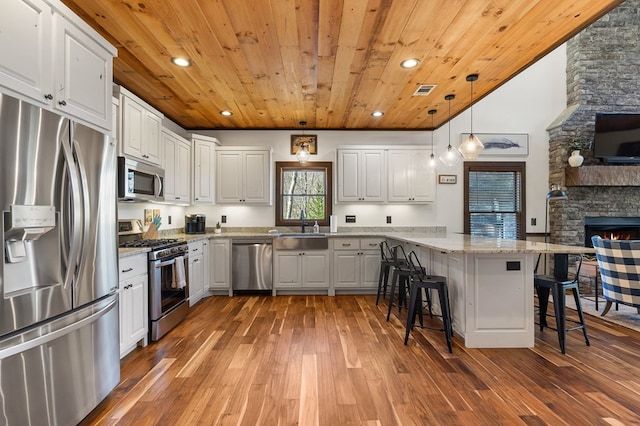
(189, 134), (218, 204)
(0, 0), (116, 133)
(387, 149), (436, 203)
(116, 86), (163, 165)
(161, 128), (191, 204)
(216, 147), (272, 205)
(337, 149), (386, 202)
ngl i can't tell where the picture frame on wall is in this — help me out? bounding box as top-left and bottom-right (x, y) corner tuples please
(290, 134), (318, 155)
(461, 133), (529, 156)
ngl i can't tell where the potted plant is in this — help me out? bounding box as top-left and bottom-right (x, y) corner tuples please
(568, 137), (584, 167)
(214, 221), (222, 234)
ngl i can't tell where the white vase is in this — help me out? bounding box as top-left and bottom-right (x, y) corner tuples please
(214, 228), (221, 234)
(568, 150), (584, 167)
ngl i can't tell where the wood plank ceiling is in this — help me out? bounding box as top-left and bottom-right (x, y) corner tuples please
(62, 0), (623, 131)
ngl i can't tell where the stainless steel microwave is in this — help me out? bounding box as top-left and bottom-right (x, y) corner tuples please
(117, 156), (164, 202)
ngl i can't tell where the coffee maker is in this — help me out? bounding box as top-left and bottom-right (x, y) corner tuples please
(184, 214), (206, 234)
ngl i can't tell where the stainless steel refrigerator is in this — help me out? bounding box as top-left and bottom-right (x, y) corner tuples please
(0, 92), (120, 425)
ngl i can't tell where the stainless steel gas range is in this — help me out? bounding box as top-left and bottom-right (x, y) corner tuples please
(118, 220), (190, 341)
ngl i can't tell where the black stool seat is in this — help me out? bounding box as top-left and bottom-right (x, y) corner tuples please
(535, 254), (590, 354)
(403, 251), (453, 352)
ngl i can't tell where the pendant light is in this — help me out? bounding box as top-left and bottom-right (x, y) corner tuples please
(428, 109), (437, 168)
(295, 120), (311, 163)
(439, 94), (462, 167)
(458, 73), (484, 159)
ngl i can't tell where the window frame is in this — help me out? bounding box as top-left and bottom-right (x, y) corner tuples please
(275, 161), (333, 227)
(463, 161), (526, 239)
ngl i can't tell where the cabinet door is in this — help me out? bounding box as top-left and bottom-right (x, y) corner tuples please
(193, 140), (216, 203)
(175, 139), (191, 202)
(387, 150), (412, 202)
(243, 151), (270, 204)
(121, 96), (145, 160)
(143, 112), (162, 165)
(210, 239), (230, 289)
(189, 254), (204, 305)
(361, 150), (386, 201)
(0, 0), (52, 106)
(216, 151), (242, 203)
(128, 275), (148, 346)
(361, 251), (381, 288)
(333, 251), (359, 288)
(337, 150), (360, 202)
(411, 151), (435, 202)
(161, 132), (177, 200)
(53, 12), (113, 131)
(302, 252), (330, 288)
(275, 252), (302, 288)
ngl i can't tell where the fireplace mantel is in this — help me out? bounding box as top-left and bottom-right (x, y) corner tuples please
(565, 165), (640, 186)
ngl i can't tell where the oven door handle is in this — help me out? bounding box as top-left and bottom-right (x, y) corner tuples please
(155, 258), (177, 268)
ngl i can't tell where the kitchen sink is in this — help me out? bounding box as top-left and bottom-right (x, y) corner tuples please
(274, 234), (328, 250)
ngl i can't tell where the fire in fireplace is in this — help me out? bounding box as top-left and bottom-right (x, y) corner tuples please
(584, 217), (640, 247)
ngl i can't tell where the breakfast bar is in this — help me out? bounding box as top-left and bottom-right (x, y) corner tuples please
(385, 233), (593, 348)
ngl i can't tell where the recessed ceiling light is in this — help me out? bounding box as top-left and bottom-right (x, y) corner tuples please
(371, 111), (384, 117)
(171, 57), (191, 67)
(400, 58), (420, 69)
(220, 110), (233, 116)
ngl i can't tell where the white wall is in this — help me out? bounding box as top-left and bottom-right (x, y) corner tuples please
(121, 45), (567, 233)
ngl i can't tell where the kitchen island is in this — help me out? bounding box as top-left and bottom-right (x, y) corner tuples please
(385, 233), (593, 348)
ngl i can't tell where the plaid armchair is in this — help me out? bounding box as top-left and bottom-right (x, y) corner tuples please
(591, 236), (640, 316)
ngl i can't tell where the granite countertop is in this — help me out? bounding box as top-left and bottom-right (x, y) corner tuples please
(118, 229), (593, 257)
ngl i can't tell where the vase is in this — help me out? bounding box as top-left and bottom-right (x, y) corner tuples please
(214, 228), (222, 234)
(568, 150), (584, 167)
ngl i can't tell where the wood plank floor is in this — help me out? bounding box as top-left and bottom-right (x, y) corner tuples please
(80, 295), (640, 425)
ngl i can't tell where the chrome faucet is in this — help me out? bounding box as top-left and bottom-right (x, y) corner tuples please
(300, 209), (308, 233)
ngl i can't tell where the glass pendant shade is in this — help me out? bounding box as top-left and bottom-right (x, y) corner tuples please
(296, 145), (310, 163)
(439, 144), (462, 167)
(459, 133), (484, 159)
(428, 152), (437, 168)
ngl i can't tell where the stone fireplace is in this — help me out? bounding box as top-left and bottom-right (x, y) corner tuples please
(546, 0), (640, 247)
(584, 216), (640, 247)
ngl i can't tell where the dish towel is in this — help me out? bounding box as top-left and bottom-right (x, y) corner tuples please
(174, 256), (186, 289)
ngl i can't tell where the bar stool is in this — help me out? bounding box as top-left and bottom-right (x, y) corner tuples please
(403, 251), (453, 352)
(375, 241), (394, 305)
(385, 245), (413, 321)
(535, 253), (590, 354)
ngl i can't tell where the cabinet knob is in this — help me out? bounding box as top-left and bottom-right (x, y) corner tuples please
(44, 94), (53, 100)
(58, 100), (67, 106)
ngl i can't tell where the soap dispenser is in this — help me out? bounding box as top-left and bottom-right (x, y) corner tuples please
(313, 220), (320, 233)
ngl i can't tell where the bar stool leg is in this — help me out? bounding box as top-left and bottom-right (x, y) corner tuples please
(571, 287), (590, 346)
(552, 284), (566, 354)
(536, 285), (551, 330)
(386, 268), (399, 321)
(438, 283), (453, 353)
(404, 282), (420, 344)
(375, 263), (390, 305)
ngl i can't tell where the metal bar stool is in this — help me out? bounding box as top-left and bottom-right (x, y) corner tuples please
(535, 253), (590, 354)
(385, 245), (413, 321)
(375, 241), (394, 305)
(403, 251), (453, 352)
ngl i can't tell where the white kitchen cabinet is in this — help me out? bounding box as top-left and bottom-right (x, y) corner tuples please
(189, 134), (218, 204)
(118, 253), (148, 358)
(116, 86), (163, 165)
(0, 0), (115, 132)
(337, 149), (386, 202)
(388, 149), (436, 203)
(209, 238), (231, 295)
(274, 250), (330, 290)
(162, 129), (191, 204)
(216, 147), (272, 204)
(188, 240), (210, 305)
(332, 238), (382, 290)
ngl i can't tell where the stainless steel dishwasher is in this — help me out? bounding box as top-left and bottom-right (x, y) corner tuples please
(232, 239), (273, 293)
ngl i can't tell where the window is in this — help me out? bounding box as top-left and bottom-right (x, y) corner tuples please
(275, 162), (332, 226)
(464, 162), (526, 240)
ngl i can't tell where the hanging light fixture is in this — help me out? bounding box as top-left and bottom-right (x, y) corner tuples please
(295, 120), (311, 163)
(439, 94), (462, 167)
(428, 109), (437, 168)
(458, 73), (484, 159)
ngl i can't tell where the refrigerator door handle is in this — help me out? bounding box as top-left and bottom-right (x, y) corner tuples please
(60, 127), (82, 289)
(72, 138), (91, 275)
(0, 296), (117, 360)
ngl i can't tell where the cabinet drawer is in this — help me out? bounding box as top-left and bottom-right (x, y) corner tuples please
(360, 238), (382, 252)
(333, 238), (360, 250)
(119, 254), (147, 281)
(188, 240), (204, 254)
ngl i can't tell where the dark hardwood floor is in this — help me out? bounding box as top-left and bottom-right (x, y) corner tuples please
(80, 295), (640, 425)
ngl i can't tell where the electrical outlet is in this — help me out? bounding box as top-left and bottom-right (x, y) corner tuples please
(168, 215), (172, 225)
(221, 215), (227, 223)
(531, 218), (536, 226)
(386, 216), (392, 224)
(345, 215), (356, 223)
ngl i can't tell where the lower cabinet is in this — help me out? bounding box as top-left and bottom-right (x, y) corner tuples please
(274, 250), (330, 291)
(118, 253), (148, 358)
(209, 238), (231, 295)
(188, 240), (209, 305)
(333, 238), (382, 291)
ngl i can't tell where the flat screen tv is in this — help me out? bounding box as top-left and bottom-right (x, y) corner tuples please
(593, 112), (640, 163)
